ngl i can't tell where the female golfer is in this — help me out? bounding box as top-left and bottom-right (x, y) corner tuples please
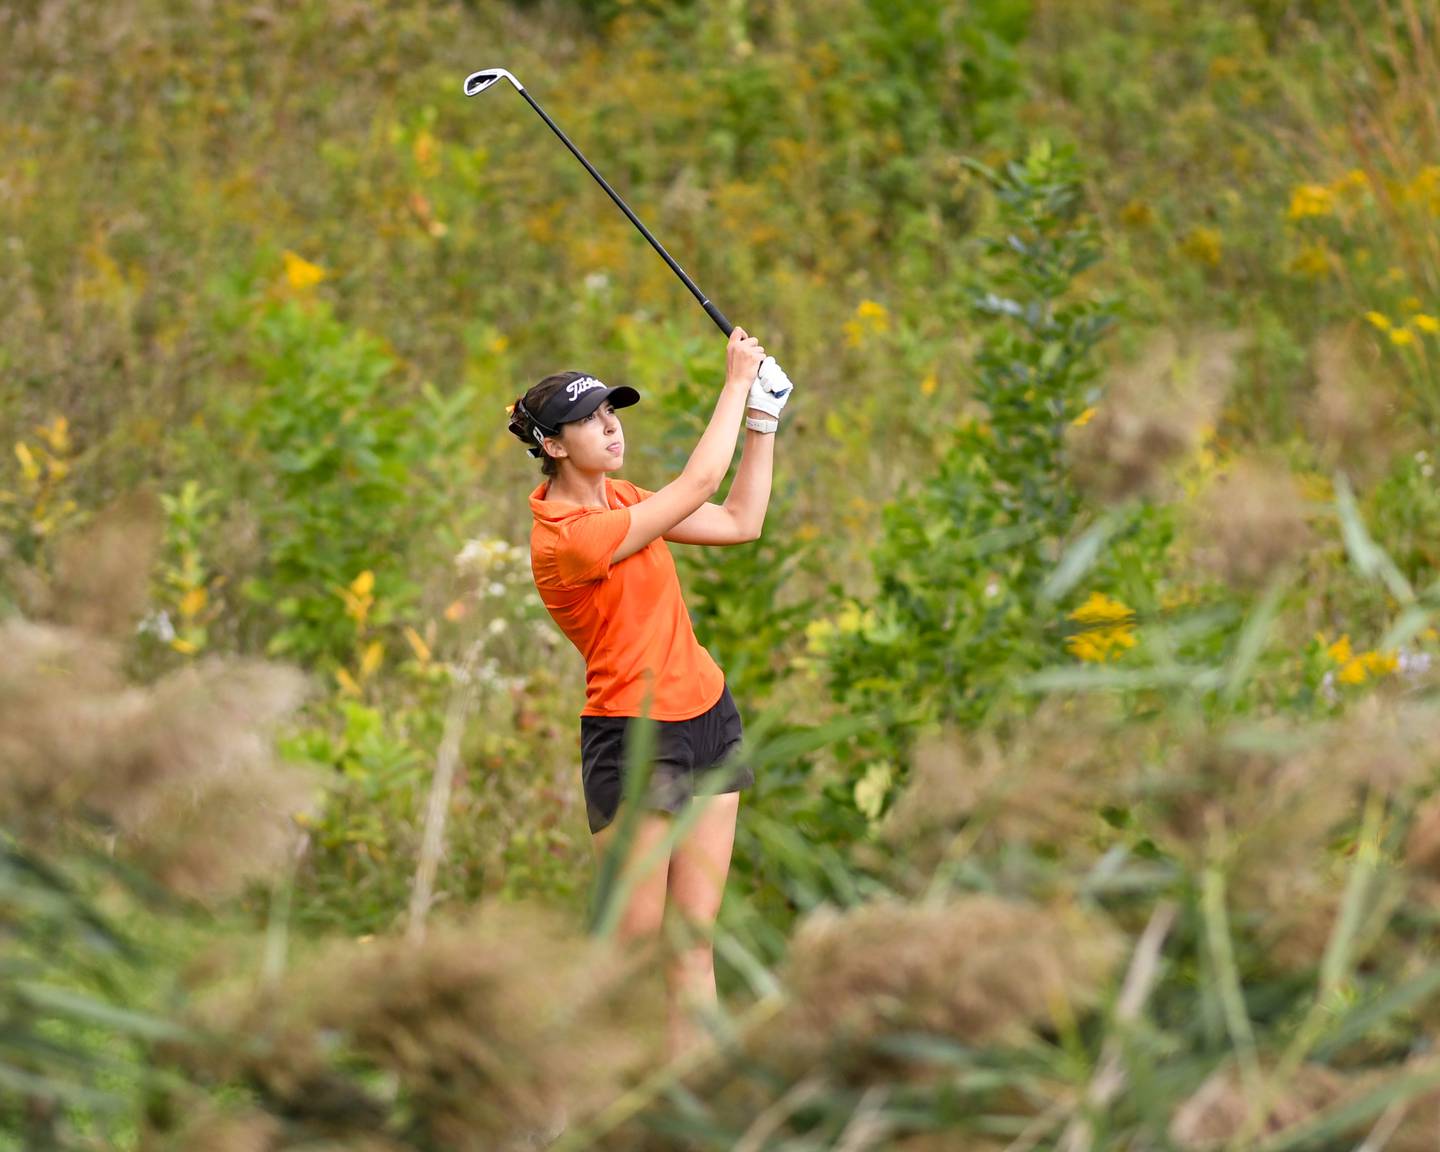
(508, 326), (790, 1061)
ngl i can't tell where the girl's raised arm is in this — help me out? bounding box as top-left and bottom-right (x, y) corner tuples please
(612, 327), (765, 563)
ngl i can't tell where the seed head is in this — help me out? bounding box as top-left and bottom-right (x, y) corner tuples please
(1068, 329), (1241, 503)
(766, 895), (1121, 1078)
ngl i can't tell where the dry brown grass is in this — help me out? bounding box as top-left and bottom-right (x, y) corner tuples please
(0, 492), (320, 901)
(1305, 327), (1415, 484)
(1403, 791), (1440, 922)
(1186, 456), (1312, 589)
(0, 616), (317, 900)
(1170, 1061), (1354, 1149)
(759, 894), (1122, 1078)
(171, 902), (654, 1151)
(1068, 329), (1242, 504)
(1171, 1057), (1440, 1152)
(874, 700), (1127, 883)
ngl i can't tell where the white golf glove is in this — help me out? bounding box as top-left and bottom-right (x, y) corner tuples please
(747, 356), (794, 419)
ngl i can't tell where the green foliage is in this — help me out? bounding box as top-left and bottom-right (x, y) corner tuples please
(10, 2), (1440, 1146)
(282, 699), (428, 934)
(0, 834), (163, 1148)
(233, 300), (476, 667)
(819, 141), (1118, 802)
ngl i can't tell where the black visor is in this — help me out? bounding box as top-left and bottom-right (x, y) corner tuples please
(530, 377), (640, 435)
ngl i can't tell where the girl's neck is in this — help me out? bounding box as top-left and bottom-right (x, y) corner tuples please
(545, 467), (609, 509)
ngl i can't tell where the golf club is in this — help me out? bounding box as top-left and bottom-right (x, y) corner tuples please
(463, 67), (734, 337)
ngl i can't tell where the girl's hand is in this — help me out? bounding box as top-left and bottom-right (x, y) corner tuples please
(725, 326), (765, 388)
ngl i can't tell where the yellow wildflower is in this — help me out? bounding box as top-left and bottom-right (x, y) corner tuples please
(1066, 592), (1137, 663)
(835, 603), (876, 635)
(1390, 327), (1416, 347)
(843, 298), (891, 348)
(1119, 199), (1154, 228)
(170, 637), (198, 655)
(403, 625), (432, 665)
(1365, 311), (1392, 332)
(1181, 227), (1222, 267)
(854, 761), (893, 820)
(920, 370), (938, 397)
(1415, 315), (1440, 334)
(335, 667), (362, 696)
(1334, 169), (1369, 194)
(35, 416), (69, 454)
(1336, 649), (1395, 686)
(1160, 585), (1197, 612)
(1069, 591), (1134, 625)
(1296, 472), (1333, 503)
(412, 129), (439, 177)
(1337, 658), (1368, 686)
(1363, 650), (1398, 677)
(14, 442), (39, 484)
(1288, 243), (1331, 279)
(1402, 296), (1424, 313)
(1207, 55), (1241, 80)
(1405, 165), (1440, 215)
(338, 570), (376, 628)
(804, 616), (837, 655)
(358, 640), (384, 680)
(282, 249), (326, 290)
(1072, 406), (1097, 427)
(1322, 632), (1397, 686)
(1066, 627), (1137, 663)
(179, 586), (208, 619)
(1287, 183), (1334, 220)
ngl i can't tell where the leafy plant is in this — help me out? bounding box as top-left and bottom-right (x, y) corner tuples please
(233, 300), (477, 668)
(819, 140), (1118, 811)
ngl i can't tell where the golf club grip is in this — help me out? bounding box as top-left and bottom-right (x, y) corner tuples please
(703, 301), (733, 337)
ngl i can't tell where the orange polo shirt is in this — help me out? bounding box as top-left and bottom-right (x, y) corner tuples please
(529, 477), (725, 720)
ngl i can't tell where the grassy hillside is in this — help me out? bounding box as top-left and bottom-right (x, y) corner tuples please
(6, 0), (1440, 1147)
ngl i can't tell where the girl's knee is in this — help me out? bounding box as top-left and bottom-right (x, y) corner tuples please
(618, 897), (666, 943)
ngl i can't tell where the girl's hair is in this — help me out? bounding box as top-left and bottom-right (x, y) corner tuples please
(506, 371), (590, 477)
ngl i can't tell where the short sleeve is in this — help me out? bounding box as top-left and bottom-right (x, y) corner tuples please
(555, 507), (631, 587)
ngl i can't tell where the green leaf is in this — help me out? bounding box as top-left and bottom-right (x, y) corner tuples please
(1313, 964), (1440, 1059)
(1334, 472), (1414, 604)
(1041, 509), (1122, 602)
(13, 982), (194, 1043)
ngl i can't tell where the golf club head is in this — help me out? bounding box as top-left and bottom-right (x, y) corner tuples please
(464, 68), (522, 96)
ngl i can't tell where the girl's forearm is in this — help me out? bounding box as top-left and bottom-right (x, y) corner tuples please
(681, 380), (751, 493)
(722, 410), (776, 538)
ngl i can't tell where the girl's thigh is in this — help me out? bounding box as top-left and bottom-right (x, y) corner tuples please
(591, 811), (674, 940)
(666, 792), (740, 939)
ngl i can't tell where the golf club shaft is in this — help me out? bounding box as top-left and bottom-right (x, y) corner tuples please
(514, 87), (734, 337)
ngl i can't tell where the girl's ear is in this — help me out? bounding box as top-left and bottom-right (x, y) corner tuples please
(543, 435), (566, 460)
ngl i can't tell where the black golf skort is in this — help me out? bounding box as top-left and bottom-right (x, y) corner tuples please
(579, 682), (754, 834)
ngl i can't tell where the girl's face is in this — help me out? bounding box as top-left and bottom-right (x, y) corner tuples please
(548, 401), (624, 473)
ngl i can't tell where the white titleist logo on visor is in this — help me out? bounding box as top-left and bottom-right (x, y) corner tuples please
(566, 377), (605, 401)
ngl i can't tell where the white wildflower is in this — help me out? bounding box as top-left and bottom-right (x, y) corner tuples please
(136, 609), (176, 643)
